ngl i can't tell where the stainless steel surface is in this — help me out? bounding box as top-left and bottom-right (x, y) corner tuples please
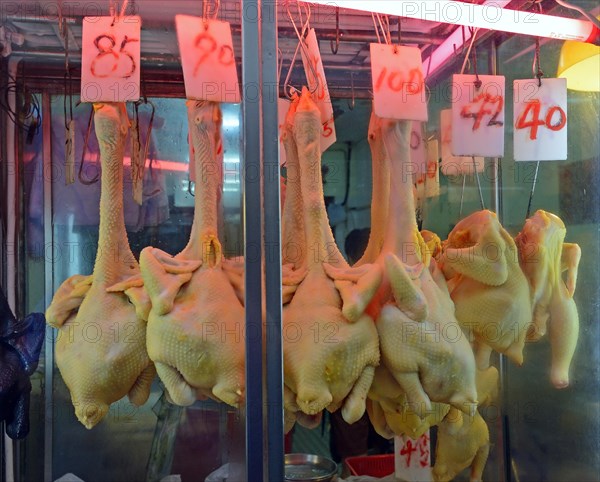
(242, 0), (263, 479)
(262, 0), (285, 480)
(284, 453), (338, 482)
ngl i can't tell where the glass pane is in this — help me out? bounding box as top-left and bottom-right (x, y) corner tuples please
(45, 96), (245, 481)
(497, 34), (600, 482)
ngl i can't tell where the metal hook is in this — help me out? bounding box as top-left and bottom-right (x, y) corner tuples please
(78, 107), (100, 185)
(277, 47), (284, 82)
(347, 73), (355, 111)
(330, 7), (339, 55)
(284, 1), (319, 97)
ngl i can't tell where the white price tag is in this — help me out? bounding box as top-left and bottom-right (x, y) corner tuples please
(278, 98), (291, 166)
(394, 433), (432, 482)
(411, 121), (427, 175)
(301, 28), (336, 152)
(371, 44), (428, 121)
(513, 78), (567, 161)
(81, 16), (141, 102)
(440, 109), (484, 175)
(176, 15), (240, 103)
(451, 74), (505, 157)
(426, 139), (440, 198)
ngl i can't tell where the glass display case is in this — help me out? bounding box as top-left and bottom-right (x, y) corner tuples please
(0, 1), (598, 481)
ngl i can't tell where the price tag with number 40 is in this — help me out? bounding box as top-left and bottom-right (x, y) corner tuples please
(513, 78), (567, 161)
(176, 15), (240, 103)
(81, 16), (141, 102)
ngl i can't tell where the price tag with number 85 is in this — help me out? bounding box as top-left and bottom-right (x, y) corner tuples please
(176, 15), (240, 103)
(513, 78), (567, 161)
(81, 16), (141, 102)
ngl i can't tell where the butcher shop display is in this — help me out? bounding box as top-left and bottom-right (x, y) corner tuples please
(45, 102), (155, 429)
(0, 289), (45, 439)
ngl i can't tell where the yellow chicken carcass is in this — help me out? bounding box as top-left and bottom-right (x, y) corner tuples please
(136, 100), (245, 407)
(515, 210), (581, 388)
(282, 89), (382, 424)
(433, 408), (490, 482)
(362, 114), (477, 419)
(46, 103), (154, 429)
(367, 364), (449, 440)
(439, 210), (532, 369)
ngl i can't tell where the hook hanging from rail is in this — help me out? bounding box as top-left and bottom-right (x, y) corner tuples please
(78, 107), (100, 185)
(283, 1), (319, 98)
(330, 7), (340, 54)
(347, 72), (355, 111)
(532, 1), (544, 87)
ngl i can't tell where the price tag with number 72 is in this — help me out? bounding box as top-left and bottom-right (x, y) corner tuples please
(81, 16), (141, 102)
(451, 74), (505, 157)
(513, 78), (567, 161)
(176, 15), (240, 103)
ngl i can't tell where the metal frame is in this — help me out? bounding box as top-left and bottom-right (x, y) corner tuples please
(261, 1), (285, 480)
(242, 0), (265, 479)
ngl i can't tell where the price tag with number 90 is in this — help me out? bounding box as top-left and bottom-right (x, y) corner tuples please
(81, 16), (141, 102)
(176, 15), (240, 103)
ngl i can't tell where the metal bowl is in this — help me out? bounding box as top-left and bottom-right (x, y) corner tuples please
(284, 453), (338, 482)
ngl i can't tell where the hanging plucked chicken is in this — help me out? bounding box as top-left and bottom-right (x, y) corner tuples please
(133, 100), (245, 407)
(282, 89), (383, 425)
(46, 103), (155, 429)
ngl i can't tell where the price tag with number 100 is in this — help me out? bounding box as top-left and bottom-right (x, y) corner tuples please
(371, 44), (428, 122)
(513, 78), (567, 161)
(81, 16), (141, 102)
(176, 15), (240, 103)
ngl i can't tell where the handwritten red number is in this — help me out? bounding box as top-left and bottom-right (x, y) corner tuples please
(546, 105), (567, 132)
(426, 160), (437, 179)
(460, 93), (504, 131)
(406, 68), (424, 95)
(515, 100), (566, 140)
(194, 32), (218, 75)
(218, 45), (235, 66)
(90, 34), (138, 79)
(193, 32), (236, 76)
(374, 67), (424, 95)
(322, 121), (333, 138)
(418, 434), (430, 468)
(400, 439), (417, 467)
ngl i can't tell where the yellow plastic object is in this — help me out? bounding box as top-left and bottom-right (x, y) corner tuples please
(557, 38), (600, 92)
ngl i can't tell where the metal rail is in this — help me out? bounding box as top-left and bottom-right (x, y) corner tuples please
(241, 0), (264, 479)
(261, 1), (284, 480)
